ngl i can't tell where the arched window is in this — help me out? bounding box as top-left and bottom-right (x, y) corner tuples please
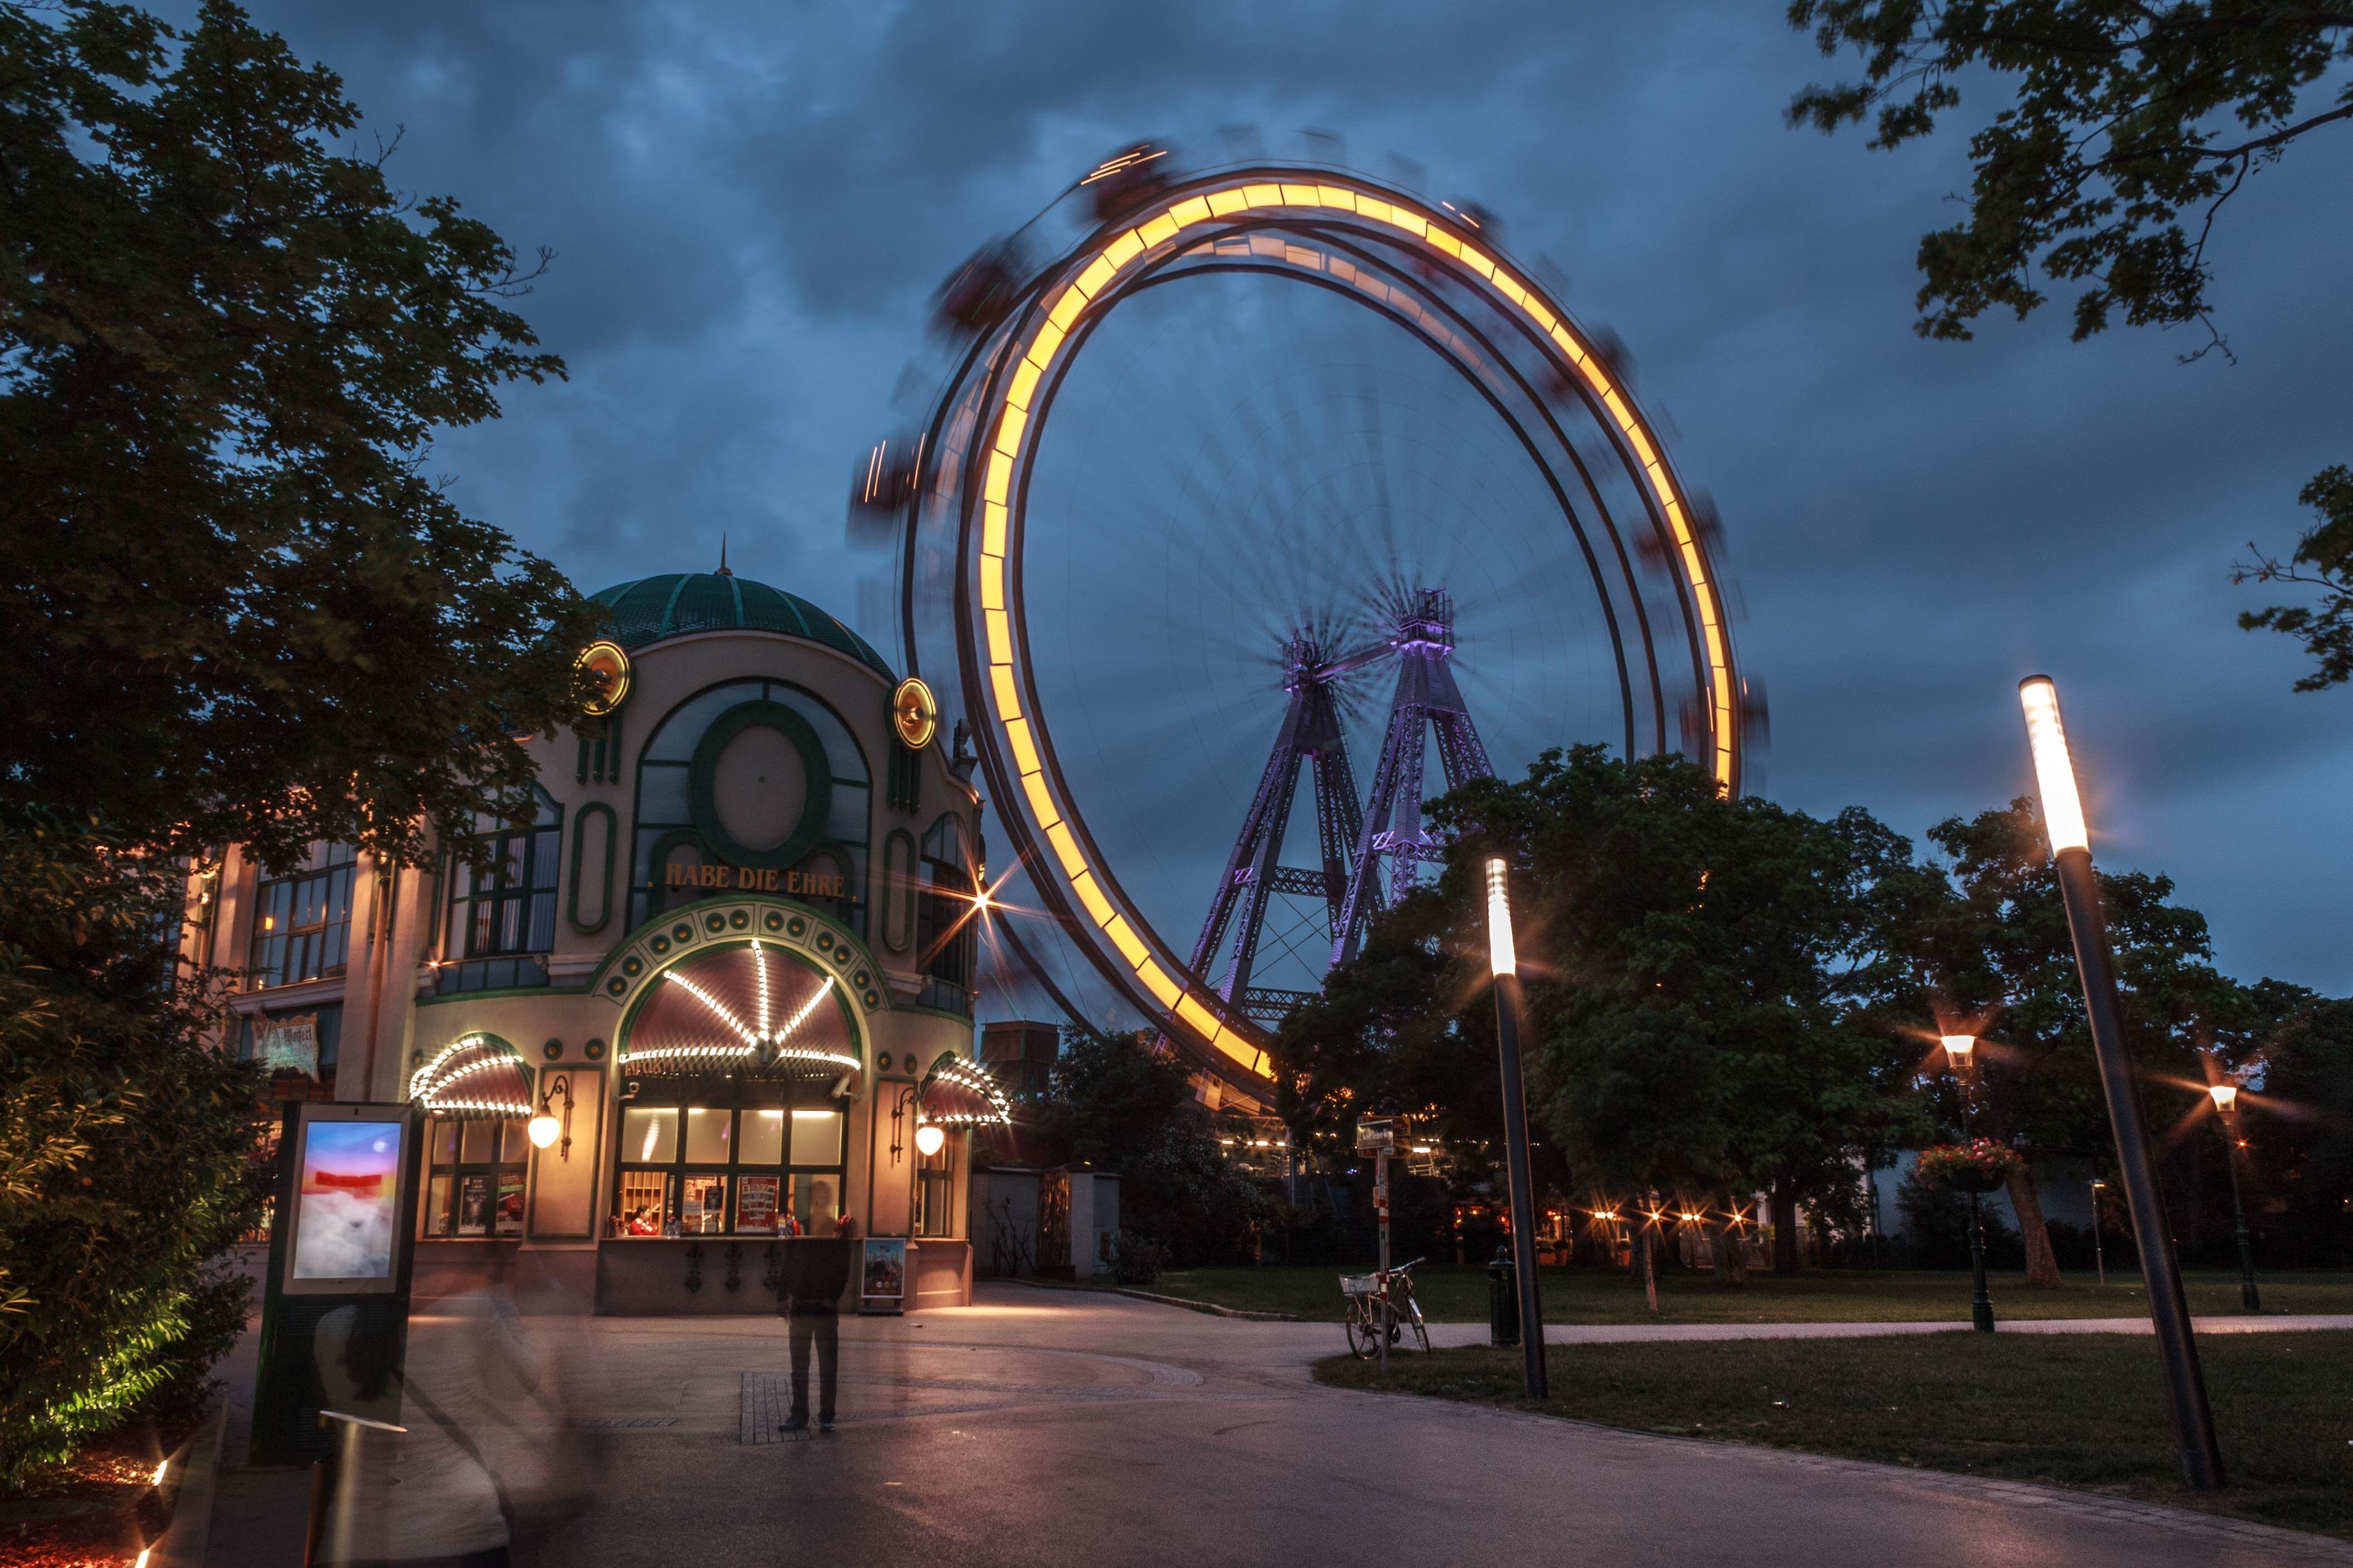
(629, 679), (871, 933)
(611, 942), (858, 1237)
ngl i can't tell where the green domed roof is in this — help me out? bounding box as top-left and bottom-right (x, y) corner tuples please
(589, 573), (894, 679)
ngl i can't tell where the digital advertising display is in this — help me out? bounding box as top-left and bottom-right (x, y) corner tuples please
(289, 1117), (405, 1284)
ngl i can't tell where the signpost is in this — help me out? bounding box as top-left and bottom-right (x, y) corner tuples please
(1357, 1117), (1396, 1373)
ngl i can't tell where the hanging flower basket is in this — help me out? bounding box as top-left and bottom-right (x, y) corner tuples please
(1913, 1140), (2022, 1196)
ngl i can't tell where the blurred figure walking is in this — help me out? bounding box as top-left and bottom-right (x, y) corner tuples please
(781, 1212), (855, 1434)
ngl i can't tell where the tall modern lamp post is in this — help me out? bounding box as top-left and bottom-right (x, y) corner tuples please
(1941, 1034), (1996, 1334)
(2019, 675), (2224, 1489)
(1486, 856), (1548, 1401)
(2208, 1082), (2261, 1313)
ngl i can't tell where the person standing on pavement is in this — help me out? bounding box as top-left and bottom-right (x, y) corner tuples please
(781, 1211), (855, 1434)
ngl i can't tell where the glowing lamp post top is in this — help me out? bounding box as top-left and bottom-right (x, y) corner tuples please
(1485, 857), (1517, 978)
(2018, 676), (2090, 853)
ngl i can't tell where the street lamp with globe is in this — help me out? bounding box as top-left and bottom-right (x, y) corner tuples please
(1941, 1034), (1996, 1334)
(2207, 1081), (2260, 1312)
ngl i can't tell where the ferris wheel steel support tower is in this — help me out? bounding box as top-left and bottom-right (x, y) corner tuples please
(890, 159), (1753, 1098)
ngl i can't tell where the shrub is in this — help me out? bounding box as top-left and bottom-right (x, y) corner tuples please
(0, 815), (261, 1490)
(1111, 1232), (1170, 1286)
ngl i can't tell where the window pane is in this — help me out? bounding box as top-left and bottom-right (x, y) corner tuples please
(789, 1108), (842, 1167)
(461, 1120), (498, 1163)
(500, 1120), (529, 1162)
(681, 1173), (727, 1235)
(531, 829), (560, 891)
(431, 1119), (460, 1165)
(792, 1172), (842, 1235)
(683, 1107), (732, 1163)
(637, 765), (692, 823)
(496, 1171), (525, 1236)
(738, 1107), (785, 1165)
(622, 1107), (676, 1165)
(425, 1174), (452, 1237)
(526, 891), (554, 954)
(616, 1170), (669, 1235)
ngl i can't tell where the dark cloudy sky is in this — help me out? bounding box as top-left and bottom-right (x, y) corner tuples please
(242, 1), (2351, 994)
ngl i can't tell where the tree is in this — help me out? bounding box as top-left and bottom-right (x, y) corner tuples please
(1030, 1029), (1266, 1267)
(0, 0), (598, 874)
(1890, 800), (2241, 1284)
(0, 1), (582, 1487)
(2243, 992), (2353, 1265)
(2237, 466), (2353, 690)
(1785, 2), (2353, 688)
(1446, 748), (1927, 1289)
(0, 814), (263, 1488)
(1284, 747), (1929, 1303)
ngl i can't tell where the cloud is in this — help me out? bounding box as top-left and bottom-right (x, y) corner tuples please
(227, 0), (2353, 992)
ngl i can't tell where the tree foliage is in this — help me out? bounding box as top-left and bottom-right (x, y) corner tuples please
(0, 0), (598, 872)
(1786, 0), (2352, 348)
(2236, 465), (2353, 690)
(1031, 1029), (1267, 1267)
(1449, 750), (1927, 1245)
(0, 813), (263, 1489)
(1279, 747), (1929, 1271)
(1785, 2), (2353, 692)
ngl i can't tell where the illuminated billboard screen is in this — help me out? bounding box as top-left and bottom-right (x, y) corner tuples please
(291, 1118), (404, 1281)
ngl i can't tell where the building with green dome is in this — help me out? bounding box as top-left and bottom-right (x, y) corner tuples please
(195, 568), (997, 1313)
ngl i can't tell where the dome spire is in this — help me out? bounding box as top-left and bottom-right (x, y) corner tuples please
(716, 533), (732, 578)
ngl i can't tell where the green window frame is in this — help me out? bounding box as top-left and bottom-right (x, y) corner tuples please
(610, 1098), (849, 1239)
(249, 842), (357, 990)
(421, 1116), (529, 1239)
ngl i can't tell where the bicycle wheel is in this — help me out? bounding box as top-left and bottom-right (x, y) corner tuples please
(1400, 1289), (1431, 1354)
(1343, 1298), (1380, 1359)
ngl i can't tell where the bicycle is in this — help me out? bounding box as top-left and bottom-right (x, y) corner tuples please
(1340, 1257), (1431, 1358)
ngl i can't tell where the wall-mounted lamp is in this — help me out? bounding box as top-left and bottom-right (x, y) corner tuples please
(914, 1122), (946, 1158)
(888, 1083), (918, 1165)
(529, 1073), (575, 1160)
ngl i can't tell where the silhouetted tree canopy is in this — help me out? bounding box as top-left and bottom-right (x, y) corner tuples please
(0, 0), (597, 871)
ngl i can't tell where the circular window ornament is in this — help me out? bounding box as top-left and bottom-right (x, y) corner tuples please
(892, 677), (939, 750)
(576, 640), (632, 717)
(689, 701), (834, 870)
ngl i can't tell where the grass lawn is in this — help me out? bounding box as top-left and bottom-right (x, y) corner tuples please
(1148, 1264), (2353, 1324)
(1313, 1330), (2353, 1539)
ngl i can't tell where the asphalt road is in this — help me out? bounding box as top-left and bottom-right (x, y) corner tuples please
(252, 1285), (2351, 1568)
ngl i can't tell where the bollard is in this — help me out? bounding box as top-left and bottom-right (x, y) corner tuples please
(1487, 1245), (1520, 1347)
(304, 1410), (406, 1567)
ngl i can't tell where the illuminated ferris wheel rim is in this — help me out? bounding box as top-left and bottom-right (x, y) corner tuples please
(915, 161), (1746, 1089)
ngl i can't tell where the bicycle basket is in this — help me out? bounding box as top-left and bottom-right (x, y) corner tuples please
(1339, 1274), (1379, 1297)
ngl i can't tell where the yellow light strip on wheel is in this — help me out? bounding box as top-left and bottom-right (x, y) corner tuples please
(973, 172), (1739, 1078)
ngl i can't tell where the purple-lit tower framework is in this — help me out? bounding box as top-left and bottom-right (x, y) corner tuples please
(1189, 588), (1494, 1023)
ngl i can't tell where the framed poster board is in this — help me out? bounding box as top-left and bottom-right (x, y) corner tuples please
(858, 1237), (907, 1314)
(737, 1175), (780, 1234)
(456, 1172), (490, 1236)
(282, 1104), (415, 1295)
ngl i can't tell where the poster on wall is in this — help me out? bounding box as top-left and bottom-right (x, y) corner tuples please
(289, 1118), (403, 1283)
(496, 1171), (525, 1236)
(859, 1237), (907, 1314)
(737, 1175), (779, 1234)
(457, 1173), (490, 1236)
(255, 1015), (319, 1078)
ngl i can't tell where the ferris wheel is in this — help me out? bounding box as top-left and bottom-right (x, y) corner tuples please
(862, 145), (1755, 1101)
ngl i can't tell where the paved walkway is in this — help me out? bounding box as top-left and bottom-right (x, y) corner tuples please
(206, 1288), (2353, 1567)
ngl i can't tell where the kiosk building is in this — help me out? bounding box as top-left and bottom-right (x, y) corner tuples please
(191, 569), (994, 1313)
